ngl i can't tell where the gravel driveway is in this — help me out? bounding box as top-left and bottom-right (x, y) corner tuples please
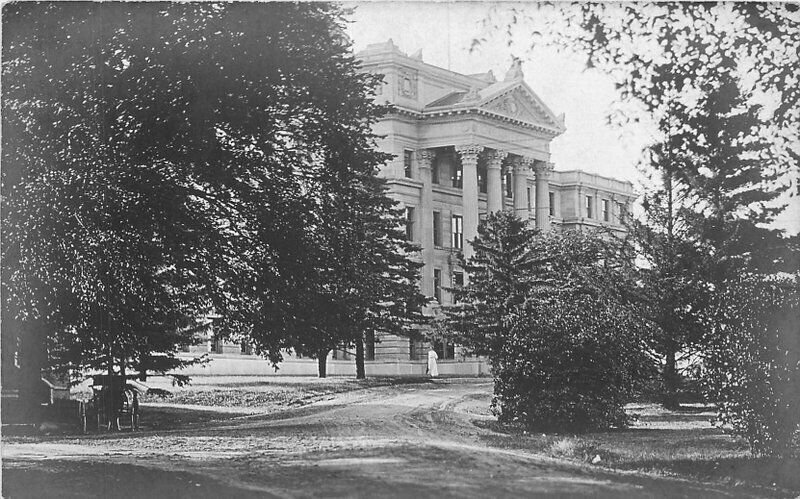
(2, 379), (767, 498)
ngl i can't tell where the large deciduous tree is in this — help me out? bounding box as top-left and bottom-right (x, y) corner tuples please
(2, 2), (425, 418)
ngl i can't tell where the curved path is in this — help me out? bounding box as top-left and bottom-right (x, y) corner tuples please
(3, 380), (764, 498)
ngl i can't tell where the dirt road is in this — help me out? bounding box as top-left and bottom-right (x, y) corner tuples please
(2, 379), (765, 498)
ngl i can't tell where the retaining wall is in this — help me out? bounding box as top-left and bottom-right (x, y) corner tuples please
(173, 353), (489, 377)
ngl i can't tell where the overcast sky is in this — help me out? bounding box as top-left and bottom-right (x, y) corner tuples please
(345, 2), (798, 234)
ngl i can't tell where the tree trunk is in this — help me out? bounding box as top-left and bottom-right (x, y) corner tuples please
(317, 349), (328, 378)
(107, 339), (116, 430)
(662, 346), (680, 410)
(355, 334), (365, 380)
(19, 319), (47, 424)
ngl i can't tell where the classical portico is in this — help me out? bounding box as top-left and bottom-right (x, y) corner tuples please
(413, 145), (553, 263)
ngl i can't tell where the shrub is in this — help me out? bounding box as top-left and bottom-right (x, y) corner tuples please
(491, 294), (651, 432)
(450, 212), (653, 433)
(702, 274), (800, 456)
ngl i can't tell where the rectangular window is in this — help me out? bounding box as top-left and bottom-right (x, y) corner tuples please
(433, 211), (442, 247)
(405, 207), (415, 241)
(452, 161), (462, 189)
(527, 187), (532, 212)
(404, 150), (413, 178)
(451, 215), (463, 250)
(240, 340), (252, 355)
(431, 155), (440, 184)
(434, 269), (442, 303)
(585, 196), (593, 218)
(478, 164), (487, 194)
(503, 170), (513, 198)
(211, 337), (223, 354)
(602, 199), (610, 222)
(549, 192), (555, 217)
(618, 202), (628, 222)
(453, 271), (464, 287)
(409, 338), (422, 360)
(434, 339), (455, 360)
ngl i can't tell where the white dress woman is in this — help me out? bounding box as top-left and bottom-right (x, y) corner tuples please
(427, 348), (439, 378)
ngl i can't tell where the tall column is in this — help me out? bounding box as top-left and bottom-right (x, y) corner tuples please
(455, 144), (483, 261)
(485, 150), (507, 214)
(513, 157), (533, 219)
(534, 160), (553, 231)
(416, 149), (435, 296)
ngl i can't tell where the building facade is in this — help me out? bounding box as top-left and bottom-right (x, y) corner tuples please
(357, 40), (635, 365)
(178, 41), (635, 376)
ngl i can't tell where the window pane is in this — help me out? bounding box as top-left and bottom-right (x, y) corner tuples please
(452, 161), (462, 188)
(434, 269), (442, 302)
(406, 207), (415, 241)
(451, 215), (463, 250)
(404, 150), (413, 178)
(433, 211), (442, 246)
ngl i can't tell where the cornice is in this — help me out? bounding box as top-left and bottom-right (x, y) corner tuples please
(383, 106), (563, 137)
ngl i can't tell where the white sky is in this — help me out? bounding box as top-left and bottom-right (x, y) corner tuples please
(345, 2), (798, 234)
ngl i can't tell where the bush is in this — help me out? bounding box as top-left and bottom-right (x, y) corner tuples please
(703, 274), (800, 456)
(450, 212), (653, 433)
(491, 294), (651, 432)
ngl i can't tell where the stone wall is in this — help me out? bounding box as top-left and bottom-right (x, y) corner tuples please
(172, 353), (489, 377)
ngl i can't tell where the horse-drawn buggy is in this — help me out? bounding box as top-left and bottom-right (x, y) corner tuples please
(78, 375), (146, 432)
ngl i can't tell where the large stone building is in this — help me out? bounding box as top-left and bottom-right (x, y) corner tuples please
(177, 41), (635, 377)
(356, 40), (635, 367)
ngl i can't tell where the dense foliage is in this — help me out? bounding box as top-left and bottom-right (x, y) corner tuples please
(482, 4), (799, 431)
(628, 173), (709, 408)
(2, 1), (425, 400)
(449, 212), (652, 432)
(703, 275), (800, 456)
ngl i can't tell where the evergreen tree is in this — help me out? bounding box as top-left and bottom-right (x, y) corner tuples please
(631, 170), (709, 408)
(448, 212), (539, 359)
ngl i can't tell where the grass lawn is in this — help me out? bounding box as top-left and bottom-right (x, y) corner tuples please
(135, 375), (432, 430)
(476, 402), (800, 496)
(141, 375), (428, 408)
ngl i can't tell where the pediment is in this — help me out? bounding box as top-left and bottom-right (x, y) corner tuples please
(481, 87), (561, 130)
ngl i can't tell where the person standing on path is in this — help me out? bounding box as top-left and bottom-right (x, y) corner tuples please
(427, 347), (439, 378)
